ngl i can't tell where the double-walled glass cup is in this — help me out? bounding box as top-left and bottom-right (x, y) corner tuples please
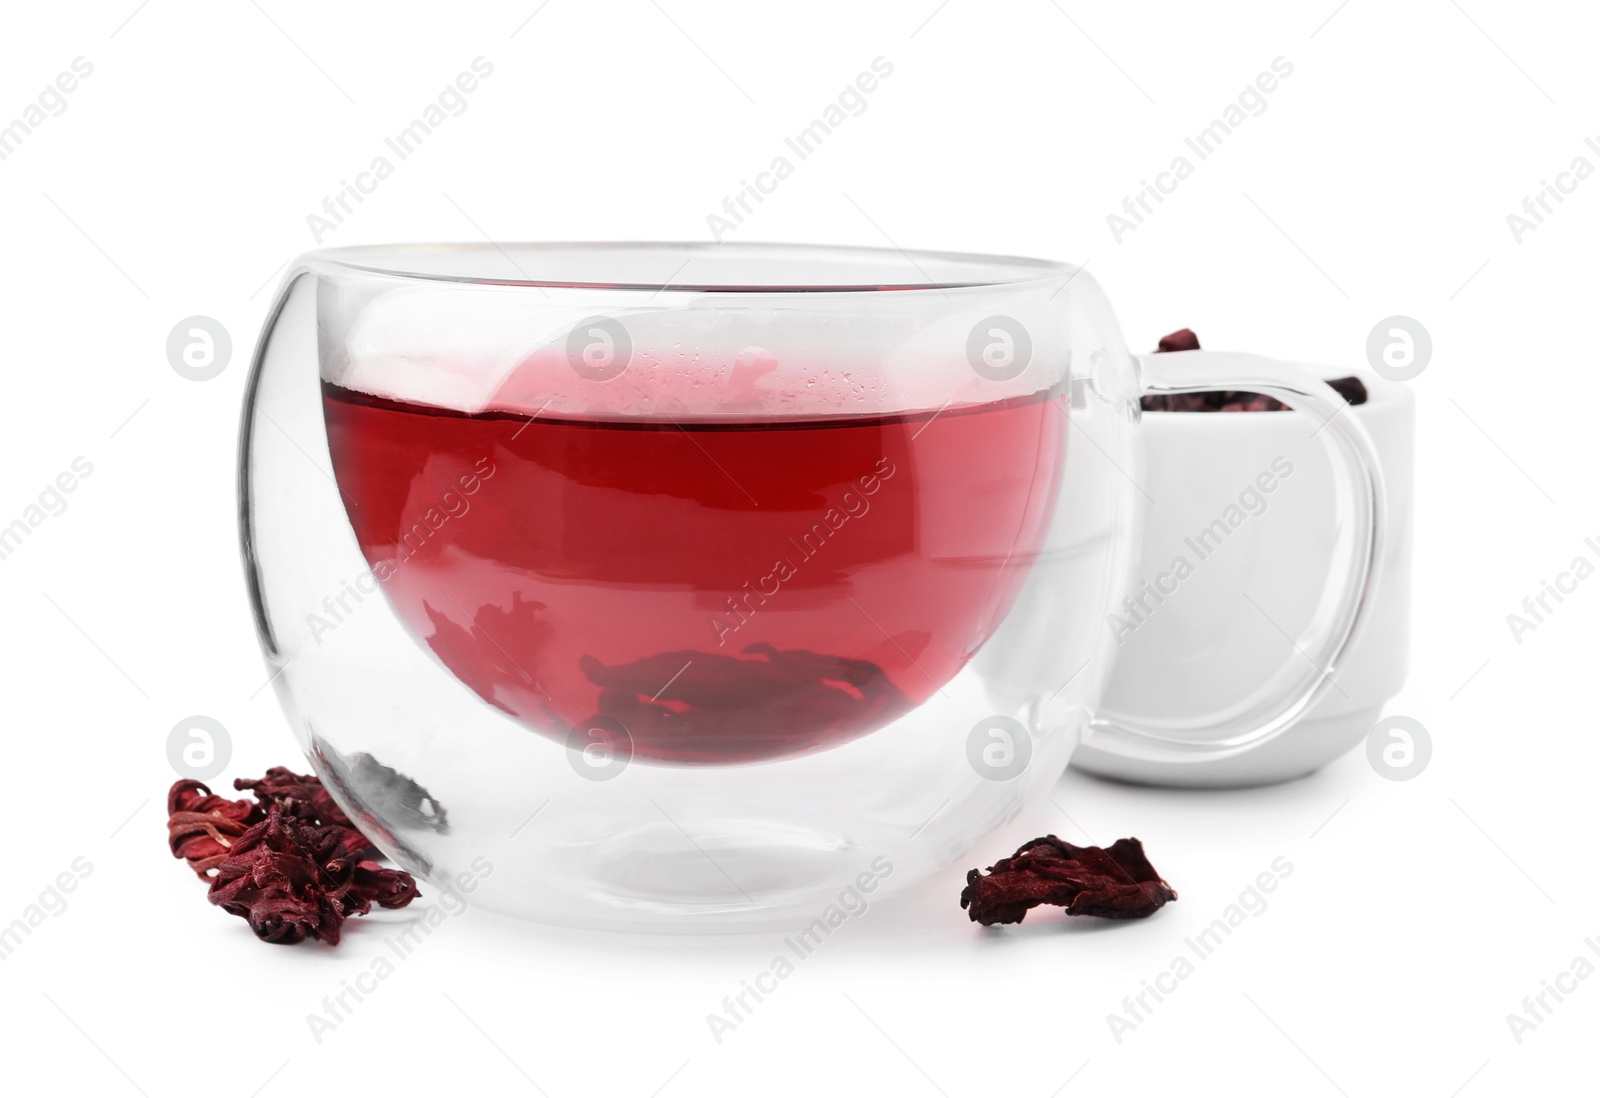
(241, 243), (1382, 930)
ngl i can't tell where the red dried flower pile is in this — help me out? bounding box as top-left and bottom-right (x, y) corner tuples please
(960, 835), (1177, 926)
(167, 768), (419, 945)
(1142, 328), (1368, 412)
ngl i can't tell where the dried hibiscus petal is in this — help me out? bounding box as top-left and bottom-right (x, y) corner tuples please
(960, 835), (1176, 926)
(351, 860), (422, 910)
(235, 766), (355, 829)
(1156, 327), (1202, 353)
(206, 804), (420, 945)
(1326, 375), (1368, 406)
(207, 806), (352, 945)
(166, 780), (264, 878)
(170, 767), (420, 945)
(1142, 329), (1367, 411)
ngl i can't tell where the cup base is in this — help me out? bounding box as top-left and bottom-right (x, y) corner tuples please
(587, 820), (855, 906)
(428, 815), (905, 934)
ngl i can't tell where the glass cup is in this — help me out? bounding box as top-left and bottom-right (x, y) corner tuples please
(241, 243), (1383, 930)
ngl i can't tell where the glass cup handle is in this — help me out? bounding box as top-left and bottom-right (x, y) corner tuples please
(1081, 350), (1387, 765)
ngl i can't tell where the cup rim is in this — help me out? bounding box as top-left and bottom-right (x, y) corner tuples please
(297, 240), (1074, 294)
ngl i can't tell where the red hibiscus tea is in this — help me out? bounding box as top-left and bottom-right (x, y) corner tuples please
(322, 381), (1065, 765)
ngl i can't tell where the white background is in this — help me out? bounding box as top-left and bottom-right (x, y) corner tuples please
(0, 1), (1595, 1095)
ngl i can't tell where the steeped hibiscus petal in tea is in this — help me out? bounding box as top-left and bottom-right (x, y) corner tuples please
(322, 381), (1067, 764)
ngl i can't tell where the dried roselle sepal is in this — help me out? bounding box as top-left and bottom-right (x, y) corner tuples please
(235, 766), (354, 828)
(1327, 375), (1368, 406)
(1220, 394), (1286, 413)
(335, 824), (376, 861)
(1141, 391), (1213, 413)
(1148, 327), (1273, 412)
(171, 768), (420, 945)
(1157, 328), (1201, 353)
(167, 780), (264, 878)
(235, 766), (377, 857)
(350, 860), (422, 910)
(168, 778), (262, 826)
(1146, 328), (1368, 412)
(205, 804), (421, 945)
(208, 806), (351, 945)
(960, 835), (1176, 926)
